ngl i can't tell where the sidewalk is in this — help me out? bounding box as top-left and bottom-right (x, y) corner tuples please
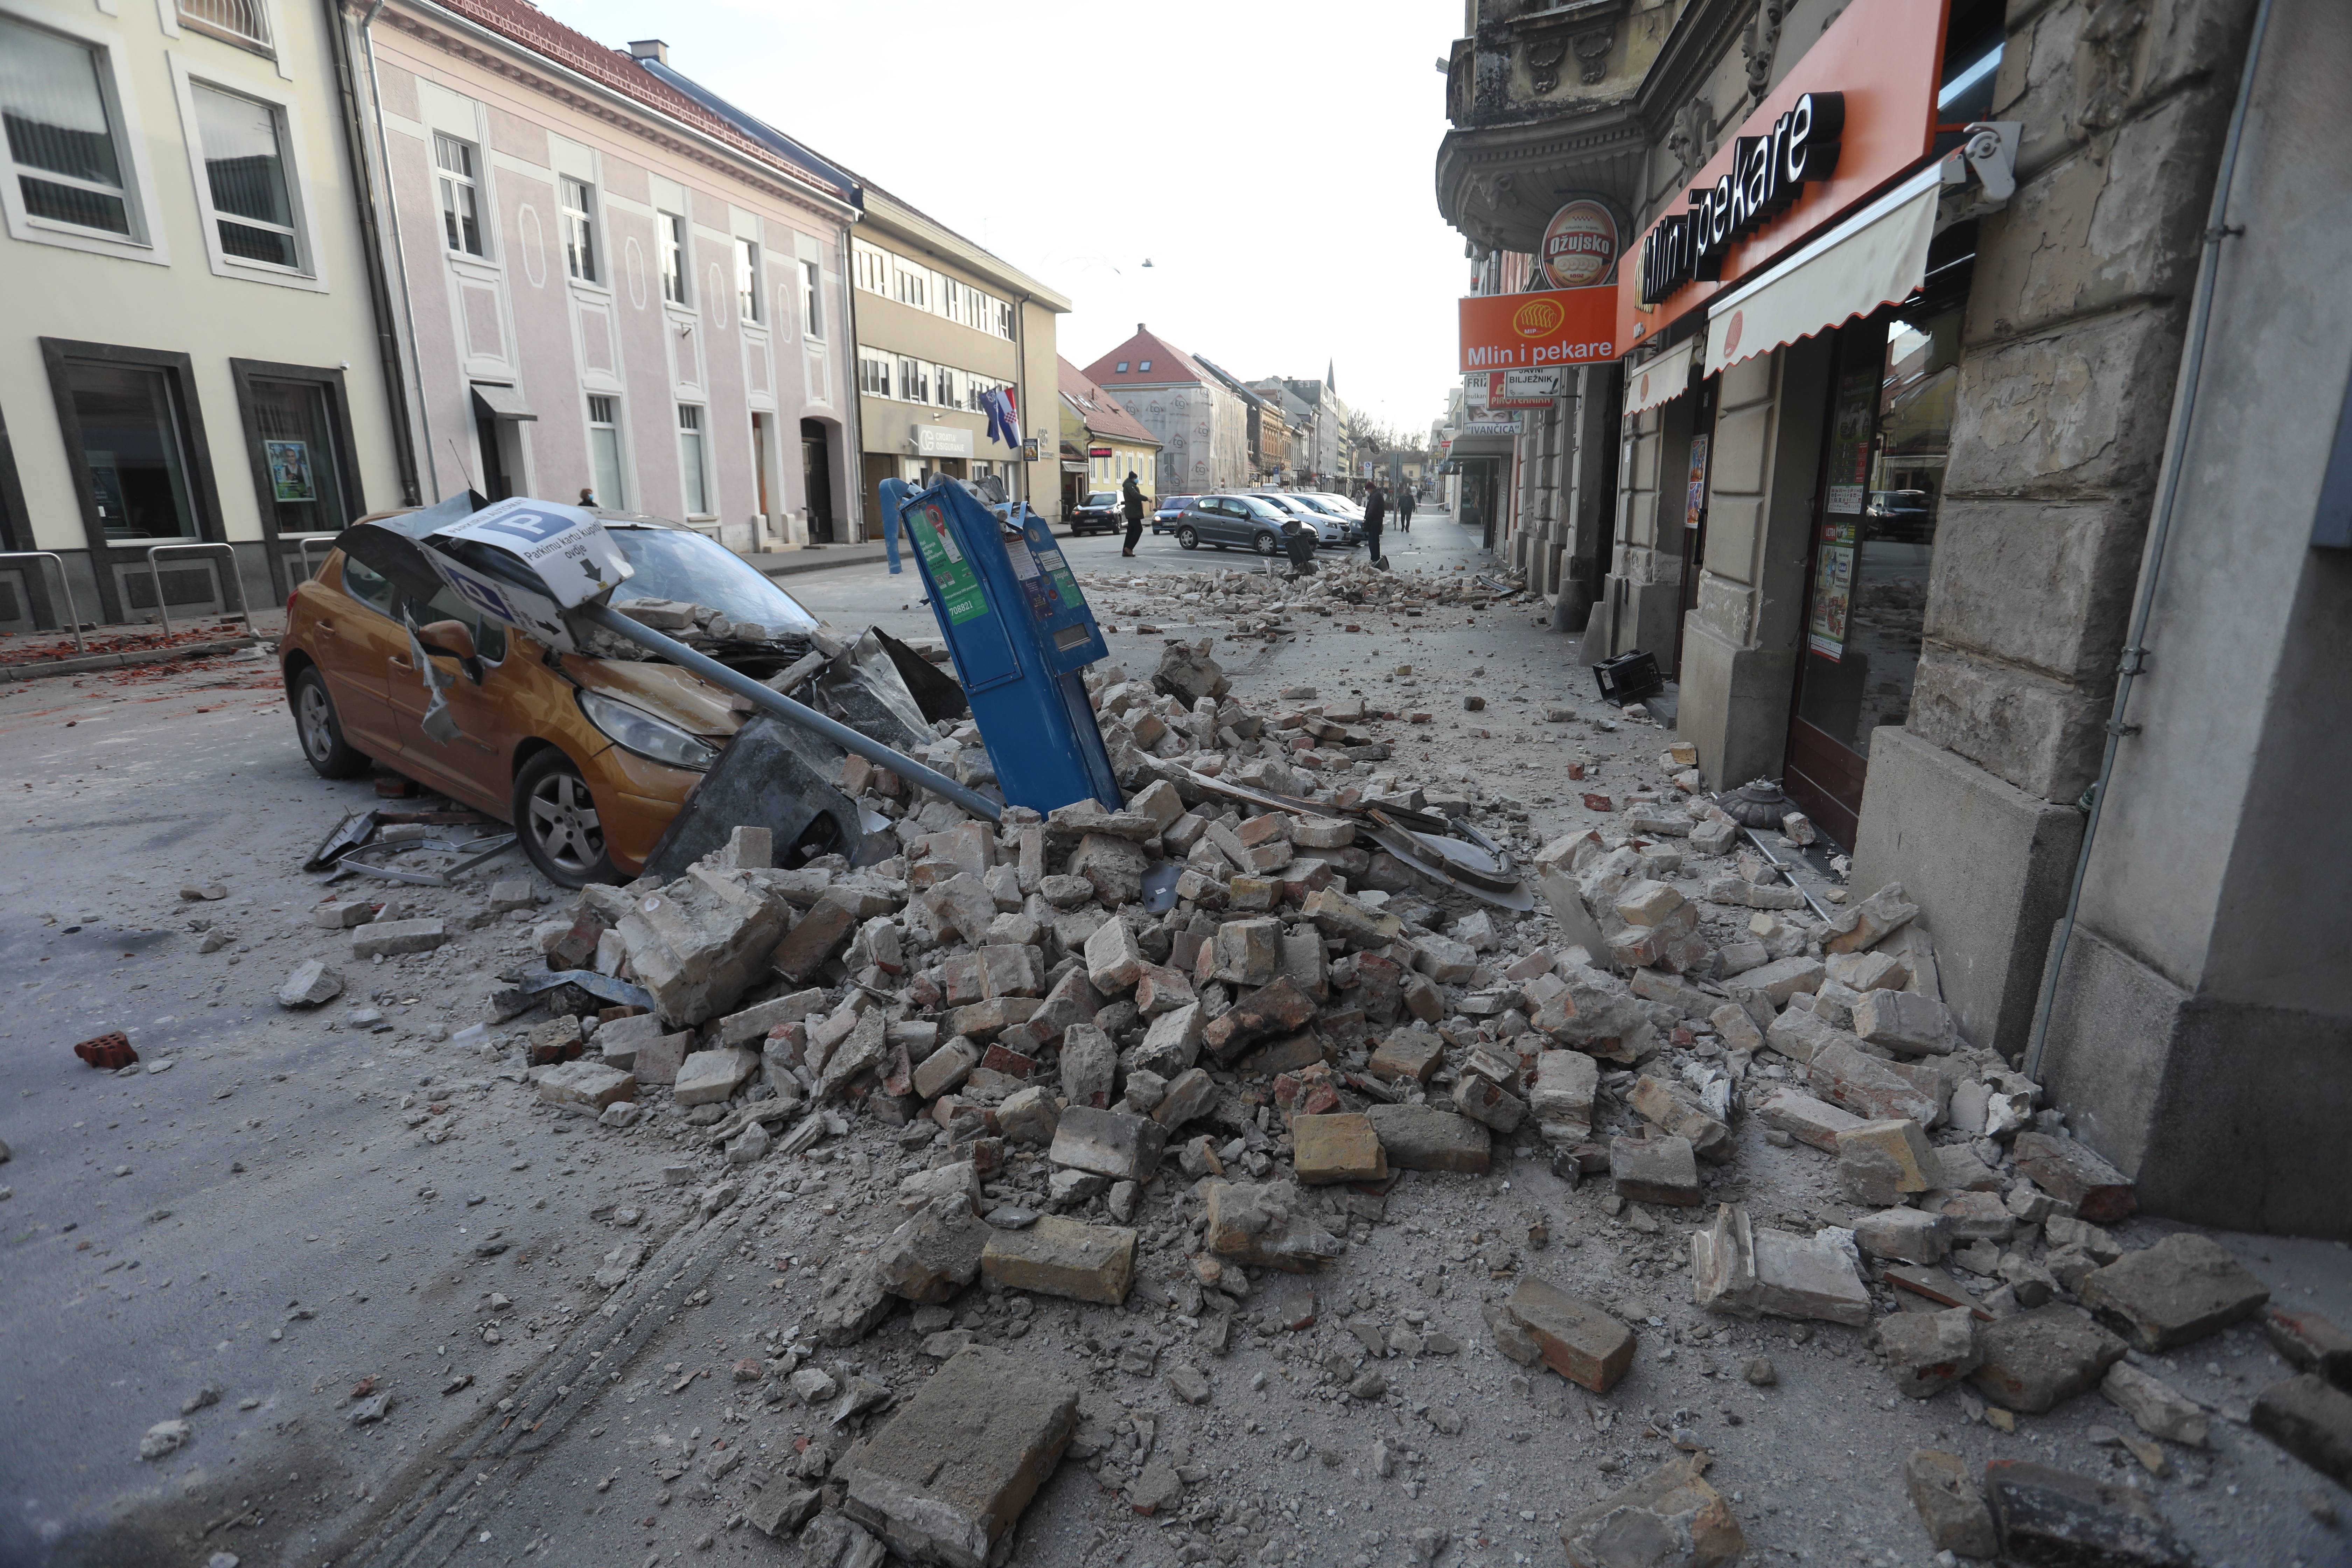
(745, 541), (892, 580)
(0, 612), (282, 681)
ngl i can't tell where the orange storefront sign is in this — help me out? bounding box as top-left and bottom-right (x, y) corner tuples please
(1458, 286), (1618, 373)
(1617, 0), (1947, 351)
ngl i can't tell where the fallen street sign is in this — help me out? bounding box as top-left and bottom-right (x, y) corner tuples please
(1459, 286), (1617, 372)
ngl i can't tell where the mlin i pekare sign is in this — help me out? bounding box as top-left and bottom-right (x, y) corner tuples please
(1458, 286), (1617, 373)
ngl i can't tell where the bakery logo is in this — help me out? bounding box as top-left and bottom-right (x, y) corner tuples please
(1512, 297), (1564, 338)
(1640, 91), (1844, 306)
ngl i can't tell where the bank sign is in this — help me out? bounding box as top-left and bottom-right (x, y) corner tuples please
(1458, 285), (1616, 372)
(1617, 0), (1947, 350)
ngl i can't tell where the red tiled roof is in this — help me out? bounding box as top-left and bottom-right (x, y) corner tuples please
(420, 0), (850, 203)
(1058, 357), (1158, 448)
(1080, 326), (1212, 389)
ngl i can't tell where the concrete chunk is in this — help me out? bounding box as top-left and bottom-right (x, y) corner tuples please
(2250, 1374), (2352, 1488)
(1204, 1179), (1342, 1272)
(1084, 918), (1145, 995)
(1293, 1113), (1387, 1185)
(1611, 1133), (1702, 1206)
(672, 1047), (758, 1107)
(2078, 1233), (2270, 1353)
(1879, 1310), (1982, 1400)
(840, 1344), (1079, 1568)
(1850, 988), (1956, 1055)
(1560, 1456), (1743, 1568)
(1834, 1118), (1939, 1206)
(1902, 1449), (1996, 1558)
(1048, 1107), (1166, 1182)
(620, 870), (788, 1023)
(979, 1216), (1136, 1304)
(1753, 1086), (1864, 1152)
(1503, 1278), (1635, 1393)
(1972, 1306), (2128, 1414)
(1366, 1104), (1491, 1174)
(2100, 1362), (2210, 1448)
(351, 917), (448, 959)
(1752, 1228), (1872, 1327)
(2011, 1132), (2137, 1223)
(537, 1060), (636, 1110)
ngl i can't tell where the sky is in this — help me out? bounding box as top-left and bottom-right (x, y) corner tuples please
(540, 0), (1471, 442)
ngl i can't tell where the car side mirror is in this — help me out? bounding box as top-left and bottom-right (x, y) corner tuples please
(416, 617), (484, 684)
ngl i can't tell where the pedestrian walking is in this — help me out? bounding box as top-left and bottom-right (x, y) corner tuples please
(1120, 472), (1146, 556)
(1397, 487), (1415, 531)
(1363, 482), (1387, 568)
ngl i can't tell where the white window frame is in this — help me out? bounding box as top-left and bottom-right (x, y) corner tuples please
(433, 130), (488, 258)
(851, 237), (888, 295)
(659, 209), (690, 307)
(734, 236), (760, 326)
(676, 402), (711, 518)
(168, 0), (285, 75)
(801, 258), (824, 342)
(856, 353), (890, 399)
(584, 391), (626, 510)
(559, 174), (598, 284)
(896, 357), (927, 405)
(166, 54), (321, 289)
(0, 4), (167, 265)
(892, 257), (927, 310)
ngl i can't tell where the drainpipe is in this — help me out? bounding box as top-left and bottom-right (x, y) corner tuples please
(326, 0), (421, 506)
(836, 224), (864, 544)
(1013, 288), (1034, 519)
(355, 0), (441, 502)
(2024, 0), (2273, 1080)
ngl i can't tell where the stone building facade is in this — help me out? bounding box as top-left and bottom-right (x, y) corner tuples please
(1081, 326), (1251, 496)
(1438, 0), (2348, 1237)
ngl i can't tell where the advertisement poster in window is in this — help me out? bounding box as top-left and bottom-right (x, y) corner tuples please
(1807, 523), (1855, 660)
(1684, 434), (1709, 530)
(266, 439), (316, 502)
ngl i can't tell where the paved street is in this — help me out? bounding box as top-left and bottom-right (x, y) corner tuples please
(1, 509), (2344, 1568)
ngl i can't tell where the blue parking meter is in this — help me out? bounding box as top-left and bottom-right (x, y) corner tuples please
(883, 478), (1121, 814)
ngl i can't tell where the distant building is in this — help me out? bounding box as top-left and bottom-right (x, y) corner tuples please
(1056, 356), (1160, 514)
(1081, 326), (1249, 495)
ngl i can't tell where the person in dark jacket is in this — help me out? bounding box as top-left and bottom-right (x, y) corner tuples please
(1362, 483), (1387, 566)
(1397, 486), (1415, 531)
(1120, 472), (1146, 556)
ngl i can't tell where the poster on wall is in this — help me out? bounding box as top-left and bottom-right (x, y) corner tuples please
(1808, 524), (1855, 660)
(266, 440), (316, 503)
(1684, 435), (1710, 530)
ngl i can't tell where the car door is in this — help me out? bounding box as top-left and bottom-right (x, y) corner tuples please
(1208, 498), (1247, 545)
(384, 579), (522, 813)
(313, 551), (410, 760)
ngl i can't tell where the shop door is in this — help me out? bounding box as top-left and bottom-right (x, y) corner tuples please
(801, 419), (835, 542)
(1785, 301), (1963, 847)
(1672, 381), (1716, 676)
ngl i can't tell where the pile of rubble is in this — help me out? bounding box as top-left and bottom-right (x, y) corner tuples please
(272, 635), (2349, 1565)
(1081, 559), (1518, 643)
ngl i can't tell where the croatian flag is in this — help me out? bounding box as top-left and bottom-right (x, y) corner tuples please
(981, 386), (1022, 450)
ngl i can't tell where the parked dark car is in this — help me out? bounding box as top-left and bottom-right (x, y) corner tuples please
(1173, 494), (1299, 555)
(1865, 489), (1934, 541)
(1151, 494), (1197, 534)
(1247, 491), (1357, 547)
(1068, 490), (1123, 535)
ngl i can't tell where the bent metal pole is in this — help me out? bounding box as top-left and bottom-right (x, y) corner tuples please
(574, 600), (1002, 824)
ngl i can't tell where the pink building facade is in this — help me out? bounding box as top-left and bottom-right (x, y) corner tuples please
(357, 0), (859, 549)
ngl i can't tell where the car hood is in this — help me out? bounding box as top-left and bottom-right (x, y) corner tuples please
(565, 653), (742, 740)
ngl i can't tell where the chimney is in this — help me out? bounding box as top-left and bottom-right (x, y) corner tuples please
(629, 39), (668, 63)
(1136, 323), (1145, 334)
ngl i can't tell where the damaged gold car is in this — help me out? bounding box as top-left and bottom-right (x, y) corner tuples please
(282, 512), (836, 887)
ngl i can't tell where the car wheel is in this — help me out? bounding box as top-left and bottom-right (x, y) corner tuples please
(1253, 531), (1280, 556)
(513, 748), (621, 889)
(289, 665), (372, 779)
(1176, 525), (1199, 550)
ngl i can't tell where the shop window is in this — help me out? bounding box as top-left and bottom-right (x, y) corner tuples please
(190, 82), (300, 270)
(434, 133), (484, 256)
(242, 373), (348, 535)
(0, 17), (137, 238)
(63, 360), (202, 540)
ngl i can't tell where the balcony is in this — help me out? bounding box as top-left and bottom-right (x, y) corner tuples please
(177, 0), (274, 54)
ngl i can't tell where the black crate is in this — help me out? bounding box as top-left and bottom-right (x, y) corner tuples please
(1592, 650), (1663, 706)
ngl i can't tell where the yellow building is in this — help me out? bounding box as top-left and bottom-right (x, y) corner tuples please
(1056, 356), (1160, 515)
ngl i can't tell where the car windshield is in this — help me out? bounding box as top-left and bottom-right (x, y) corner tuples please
(1234, 498), (1284, 520)
(606, 526), (819, 630)
(1087, 492), (1118, 505)
(1252, 495), (1306, 513)
(1161, 496), (1194, 509)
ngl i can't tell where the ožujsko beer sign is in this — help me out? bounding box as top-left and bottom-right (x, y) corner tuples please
(1458, 286), (1616, 373)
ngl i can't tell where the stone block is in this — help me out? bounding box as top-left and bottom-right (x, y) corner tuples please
(1129, 1002), (1204, 1078)
(673, 1046), (759, 1107)
(1366, 1104), (1491, 1175)
(1807, 1042), (1944, 1126)
(352, 917), (448, 959)
(1049, 1107), (1166, 1182)
(1451, 1074), (1526, 1134)
(947, 996), (1039, 1041)
(1737, 955), (1825, 1006)
(2250, 1374), (2352, 1488)
(998, 1086), (1059, 1146)
(1208, 917), (1284, 987)
(630, 1029), (692, 1086)
(1204, 1178), (1342, 1271)
(1529, 1050), (1598, 1139)
(2013, 1132), (2137, 1223)
(2078, 1233), (2269, 1353)
(1692, 1203), (1759, 1319)
(1367, 1029), (1444, 1084)
(1085, 918), (1146, 994)
(1982, 1459), (2193, 1568)
(1752, 1228), (1872, 1327)
(1972, 1307), (2129, 1414)
(1754, 1086), (1864, 1152)
(1201, 975), (1316, 1060)
(839, 1344), (1078, 1568)
(1854, 1206), (1949, 1265)
(276, 958), (346, 1008)
(1880, 1310), (1982, 1400)
(1238, 1030), (1326, 1078)
(1851, 988), (1957, 1056)
(1151, 1066), (1217, 1129)
(819, 1010), (891, 1101)
(875, 1198), (990, 1305)
(913, 1035), (981, 1099)
(2264, 1306), (2352, 1390)
(2100, 1362), (2210, 1448)
(1835, 1118), (1939, 1206)
(1822, 882), (1917, 956)
(980, 1216), (1136, 1304)
(1611, 1133), (1701, 1206)
(1069, 833), (1149, 905)
(1503, 1278), (1635, 1394)
(1559, 1457), (1743, 1568)
(537, 1060), (636, 1110)
(1293, 1113), (1387, 1184)
(772, 890), (863, 982)
(1057, 1023), (1117, 1110)
(1627, 1075), (1732, 1164)
(1902, 1449), (1996, 1558)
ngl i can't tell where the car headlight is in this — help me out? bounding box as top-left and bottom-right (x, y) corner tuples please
(578, 691), (720, 771)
